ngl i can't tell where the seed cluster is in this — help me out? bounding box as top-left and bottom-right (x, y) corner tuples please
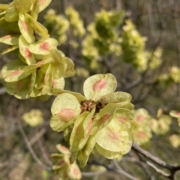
(80, 100), (104, 113)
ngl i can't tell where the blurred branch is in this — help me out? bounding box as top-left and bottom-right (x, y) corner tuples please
(17, 119), (52, 171)
(132, 143), (180, 180)
(0, 87), (6, 95)
(87, 0), (95, 13)
(88, 160), (139, 180)
(37, 135), (53, 166)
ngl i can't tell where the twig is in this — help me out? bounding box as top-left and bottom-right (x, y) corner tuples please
(17, 119), (52, 171)
(88, 160), (139, 180)
(132, 143), (180, 180)
(112, 160), (139, 180)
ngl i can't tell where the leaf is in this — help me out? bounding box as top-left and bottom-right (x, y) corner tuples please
(0, 17), (20, 34)
(5, 3), (19, 22)
(70, 108), (95, 153)
(83, 73), (117, 101)
(70, 111), (89, 152)
(18, 13), (35, 43)
(52, 90), (86, 102)
(3, 76), (31, 99)
(68, 163), (81, 180)
(170, 110), (180, 118)
(2, 60), (37, 82)
(19, 35), (37, 65)
(131, 125), (152, 145)
(14, 0), (36, 13)
(22, 109), (43, 127)
(63, 57), (75, 78)
(90, 103), (117, 135)
(56, 144), (70, 155)
(0, 4), (8, 11)
(51, 50), (67, 79)
(134, 108), (150, 124)
(40, 63), (52, 94)
(26, 13), (49, 38)
(52, 78), (65, 91)
(96, 120), (132, 153)
(99, 91), (132, 105)
(34, 63), (50, 89)
(116, 102), (134, 111)
(1, 45), (18, 55)
(95, 143), (122, 159)
(28, 38), (58, 55)
(0, 35), (19, 45)
(37, 0), (52, 13)
(50, 93), (81, 132)
(77, 133), (99, 167)
(29, 72), (36, 94)
(114, 108), (134, 129)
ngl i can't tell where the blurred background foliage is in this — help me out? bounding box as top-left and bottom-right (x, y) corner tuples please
(0, 0), (180, 180)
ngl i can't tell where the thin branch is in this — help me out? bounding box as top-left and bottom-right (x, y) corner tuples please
(132, 143), (180, 180)
(17, 119), (52, 171)
(112, 160), (139, 180)
(88, 160), (139, 180)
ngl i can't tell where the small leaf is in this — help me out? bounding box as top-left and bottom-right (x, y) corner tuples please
(68, 163), (81, 179)
(50, 93), (81, 132)
(114, 108), (134, 129)
(14, 0), (36, 13)
(0, 35), (19, 45)
(52, 78), (65, 91)
(70, 111), (89, 152)
(78, 133), (98, 167)
(29, 38), (58, 55)
(63, 57), (75, 78)
(3, 76), (31, 99)
(22, 109), (43, 127)
(99, 91), (132, 105)
(18, 13), (35, 43)
(83, 73), (117, 101)
(96, 120), (132, 153)
(26, 13), (49, 38)
(91, 103), (117, 135)
(51, 49), (67, 79)
(19, 35), (37, 65)
(95, 144), (122, 159)
(37, 0), (52, 13)
(2, 60), (37, 82)
(56, 144), (70, 155)
(5, 2), (19, 22)
(0, 4), (8, 11)
(1, 45), (18, 54)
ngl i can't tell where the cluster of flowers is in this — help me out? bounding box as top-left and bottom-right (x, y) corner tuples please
(0, 0), (75, 99)
(51, 73), (134, 167)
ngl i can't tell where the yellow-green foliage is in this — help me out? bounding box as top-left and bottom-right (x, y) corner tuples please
(51, 144), (81, 180)
(130, 108), (152, 146)
(44, 9), (69, 45)
(82, 10), (124, 66)
(22, 109), (43, 127)
(121, 20), (162, 72)
(65, 7), (85, 37)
